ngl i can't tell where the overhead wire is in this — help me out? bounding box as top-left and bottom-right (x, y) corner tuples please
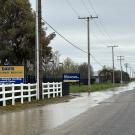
(80, 0), (112, 43)
(91, 54), (104, 67)
(87, 0), (97, 15)
(80, 0), (118, 67)
(44, 19), (104, 67)
(87, 0), (115, 43)
(65, 0), (104, 67)
(42, 19), (88, 54)
(79, 0), (112, 45)
(10, 0), (87, 53)
(11, 0), (104, 67)
(65, 0), (80, 17)
(81, 0), (91, 15)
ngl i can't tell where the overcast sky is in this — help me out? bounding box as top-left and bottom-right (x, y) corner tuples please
(29, 0), (135, 74)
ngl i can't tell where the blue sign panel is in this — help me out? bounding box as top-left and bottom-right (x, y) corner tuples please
(63, 73), (80, 82)
(0, 78), (24, 84)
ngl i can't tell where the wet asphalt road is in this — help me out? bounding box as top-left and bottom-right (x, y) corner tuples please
(0, 82), (135, 135)
(46, 90), (135, 135)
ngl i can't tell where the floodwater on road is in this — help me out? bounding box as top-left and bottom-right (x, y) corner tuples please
(0, 82), (135, 135)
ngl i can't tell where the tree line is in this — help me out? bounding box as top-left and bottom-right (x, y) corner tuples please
(98, 66), (130, 83)
(44, 56), (93, 79)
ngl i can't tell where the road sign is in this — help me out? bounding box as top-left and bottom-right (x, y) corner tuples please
(63, 73), (80, 82)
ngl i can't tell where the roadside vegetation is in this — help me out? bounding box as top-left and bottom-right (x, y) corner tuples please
(70, 83), (122, 93)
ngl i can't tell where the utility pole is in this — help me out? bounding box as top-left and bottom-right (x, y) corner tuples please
(132, 69), (134, 78)
(124, 63), (129, 82)
(36, 0), (39, 100)
(107, 45), (118, 85)
(78, 16), (98, 92)
(130, 67), (132, 79)
(117, 56), (124, 84)
(36, 0), (42, 99)
(124, 63), (128, 73)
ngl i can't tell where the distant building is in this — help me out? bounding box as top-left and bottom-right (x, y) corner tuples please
(92, 72), (100, 83)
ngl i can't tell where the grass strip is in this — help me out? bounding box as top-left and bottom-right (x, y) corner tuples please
(70, 83), (122, 93)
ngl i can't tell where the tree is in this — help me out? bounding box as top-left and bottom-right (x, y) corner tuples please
(42, 51), (61, 77)
(99, 66), (130, 83)
(99, 67), (112, 83)
(0, 0), (55, 72)
(63, 57), (79, 73)
(78, 62), (93, 79)
(115, 70), (130, 83)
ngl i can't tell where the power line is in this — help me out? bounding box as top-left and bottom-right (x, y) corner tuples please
(42, 19), (87, 54)
(10, 0), (104, 68)
(93, 21), (113, 43)
(64, 1), (105, 67)
(87, 0), (97, 15)
(81, 0), (91, 15)
(76, 0), (115, 46)
(44, 19), (104, 67)
(87, 0), (115, 43)
(65, 0), (110, 46)
(80, 0), (114, 43)
(65, 0), (80, 17)
(10, 1), (86, 54)
(91, 53), (104, 67)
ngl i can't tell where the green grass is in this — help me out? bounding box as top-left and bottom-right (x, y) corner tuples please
(70, 83), (122, 93)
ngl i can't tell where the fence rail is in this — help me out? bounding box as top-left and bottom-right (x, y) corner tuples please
(42, 82), (62, 99)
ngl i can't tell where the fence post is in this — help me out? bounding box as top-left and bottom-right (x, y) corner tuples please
(36, 83), (38, 100)
(12, 84), (15, 105)
(60, 82), (62, 97)
(47, 82), (50, 98)
(21, 83), (23, 104)
(28, 83), (31, 102)
(53, 82), (55, 98)
(56, 83), (59, 97)
(42, 83), (44, 100)
(2, 84), (6, 106)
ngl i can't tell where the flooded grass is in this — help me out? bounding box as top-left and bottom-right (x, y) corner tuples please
(70, 83), (122, 93)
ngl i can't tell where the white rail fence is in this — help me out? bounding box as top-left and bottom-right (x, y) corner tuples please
(0, 83), (37, 106)
(42, 82), (62, 99)
(0, 82), (63, 106)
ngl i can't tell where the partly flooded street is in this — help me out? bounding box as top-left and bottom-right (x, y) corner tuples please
(0, 82), (135, 135)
